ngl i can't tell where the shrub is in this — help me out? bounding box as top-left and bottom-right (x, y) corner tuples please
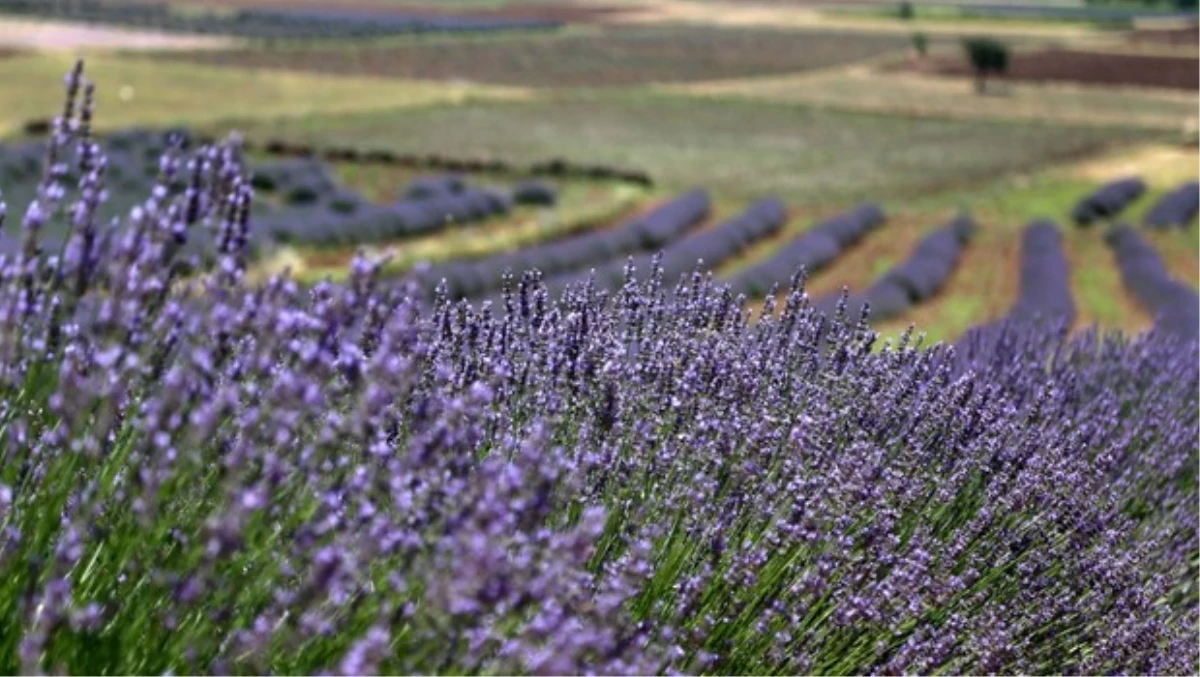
(962, 36), (1010, 93)
(911, 31), (929, 57)
(512, 179), (558, 206)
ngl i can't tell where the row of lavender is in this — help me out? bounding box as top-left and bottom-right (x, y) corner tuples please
(529, 197), (789, 304)
(726, 203), (885, 298)
(962, 216), (1196, 346)
(961, 220), (1076, 348)
(426, 189), (714, 300)
(251, 138), (656, 188)
(1072, 176), (1199, 229)
(431, 197), (986, 332)
(1, 133), (558, 257)
(0, 63), (1194, 675)
(813, 213), (975, 322)
(1107, 224), (1199, 342)
(253, 169), (524, 247)
(0, 0), (561, 39)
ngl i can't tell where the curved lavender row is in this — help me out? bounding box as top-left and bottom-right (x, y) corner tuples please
(814, 213), (975, 322)
(1071, 176), (1146, 227)
(1106, 224), (1199, 343)
(255, 184), (510, 247)
(425, 188), (711, 299)
(528, 196), (789, 302)
(1144, 180), (1199, 230)
(0, 61), (1195, 676)
(725, 203), (886, 298)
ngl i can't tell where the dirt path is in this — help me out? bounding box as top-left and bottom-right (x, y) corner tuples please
(0, 17), (238, 52)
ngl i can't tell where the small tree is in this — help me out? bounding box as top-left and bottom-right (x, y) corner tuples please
(962, 37), (1010, 94)
(897, 1), (915, 19)
(911, 31), (929, 58)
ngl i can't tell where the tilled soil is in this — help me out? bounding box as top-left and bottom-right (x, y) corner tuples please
(896, 48), (1198, 91)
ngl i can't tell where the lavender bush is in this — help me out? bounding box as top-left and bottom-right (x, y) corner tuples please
(0, 62), (1196, 676)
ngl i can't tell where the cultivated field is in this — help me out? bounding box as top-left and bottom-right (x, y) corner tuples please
(668, 67), (1199, 130)
(160, 26), (912, 88)
(217, 95), (1160, 203)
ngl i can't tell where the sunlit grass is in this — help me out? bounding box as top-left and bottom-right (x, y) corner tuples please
(0, 52), (530, 138)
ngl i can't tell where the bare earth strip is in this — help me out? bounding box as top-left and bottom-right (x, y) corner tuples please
(0, 17), (239, 52)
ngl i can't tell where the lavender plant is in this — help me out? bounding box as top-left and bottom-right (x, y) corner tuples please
(0, 61), (1195, 676)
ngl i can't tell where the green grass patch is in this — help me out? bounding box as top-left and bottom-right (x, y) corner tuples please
(0, 52), (528, 138)
(211, 93), (1160, 203)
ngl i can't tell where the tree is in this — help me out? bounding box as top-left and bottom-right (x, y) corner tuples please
(911, 31), (929, 58)
(962, 37), (1010, 94)
(897, 1), (915, 19)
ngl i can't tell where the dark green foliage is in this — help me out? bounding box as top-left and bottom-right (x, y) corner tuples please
(962, 37), (1011, 93)
(911, 31), (929, 57)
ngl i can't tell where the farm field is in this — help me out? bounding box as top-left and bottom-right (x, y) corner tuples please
(0, 2), (1196, 675)
(159, 26), (912, 88)
(218, 95), (1161, 203)
(667, 67), (1199, 130)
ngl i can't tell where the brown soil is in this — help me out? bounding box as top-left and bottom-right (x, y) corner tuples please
(896, 48), (1198, 91)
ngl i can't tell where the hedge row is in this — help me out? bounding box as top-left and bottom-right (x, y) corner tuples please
(725, 203), (886, 298)
(15, 128), (657, 189)
(248, 141), (655, 188)
(425, 189), (712, 299)
(813, 213), (975, 322)
(1106, 224), (1198, 343)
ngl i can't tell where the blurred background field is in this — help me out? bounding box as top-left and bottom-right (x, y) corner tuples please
(0, 0), (1196, 345)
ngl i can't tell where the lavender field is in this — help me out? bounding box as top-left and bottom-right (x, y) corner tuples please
(0, 59), (1194, 676)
